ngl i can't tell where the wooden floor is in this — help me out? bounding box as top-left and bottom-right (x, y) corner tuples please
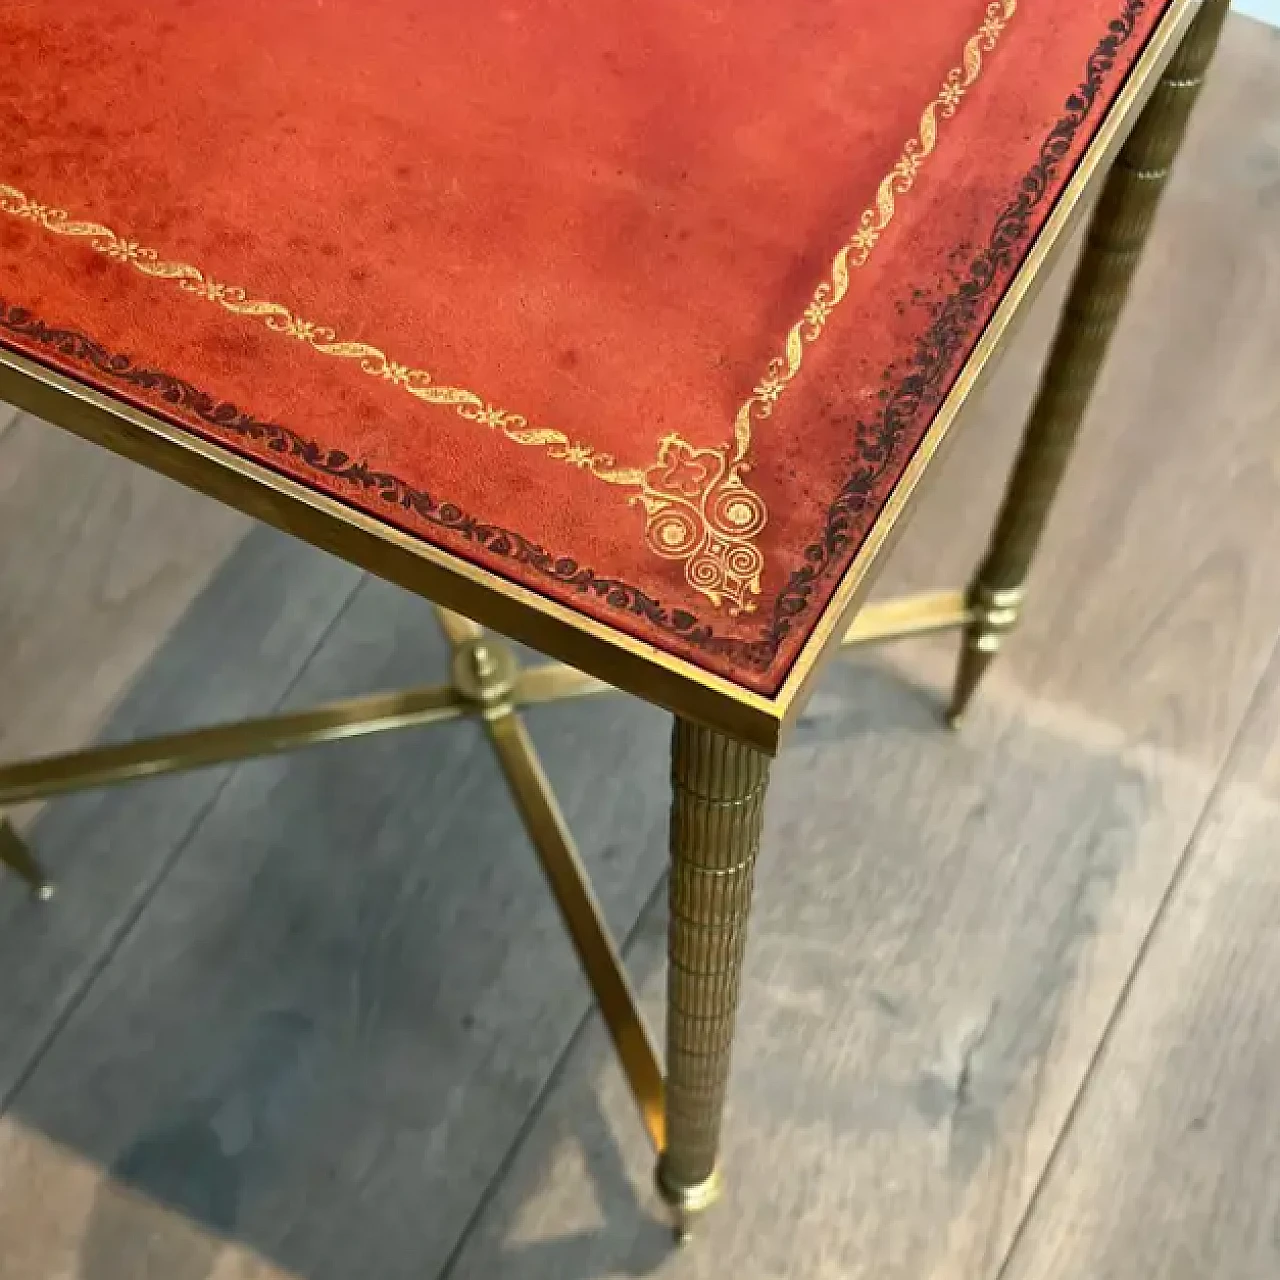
(1, 16), (1278, 1279)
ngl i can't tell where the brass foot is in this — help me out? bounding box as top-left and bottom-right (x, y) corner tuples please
(655, 1161), (722, 1242)
(0, 818), (55, 902)
(947, 642), (997, 728)
(946, 584), (1023, 726)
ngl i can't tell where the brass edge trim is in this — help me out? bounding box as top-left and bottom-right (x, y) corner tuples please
(771, 0), (1205, 738)
(0, 1), (1186, 752)
(0, 345), (787, 750)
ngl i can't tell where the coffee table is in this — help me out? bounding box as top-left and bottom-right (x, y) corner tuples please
(0, 0), (1228, 1235)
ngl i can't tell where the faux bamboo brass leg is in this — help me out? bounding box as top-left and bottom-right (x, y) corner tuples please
(0, 815), (54, 900)
(657, 719), (770, 1240)
(949, 0), (1231, 724)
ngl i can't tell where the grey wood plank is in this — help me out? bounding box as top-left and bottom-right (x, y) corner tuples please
(0, 1136), (279, 1280)
(0, 523), (365, 1102)
(0, 572), (674, 1280)
(995, 641), (1280, 1280)
(0, 414), (250, 771)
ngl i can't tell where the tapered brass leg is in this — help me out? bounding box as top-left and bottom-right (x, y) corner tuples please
(657, 720), (770, 1239)
(949, 0), (1231, 724)
(0, 815), (54, 900)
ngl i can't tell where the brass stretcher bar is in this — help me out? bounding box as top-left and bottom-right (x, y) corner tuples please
(0, 588), (968, 1152)
(0, 591), (967, 810)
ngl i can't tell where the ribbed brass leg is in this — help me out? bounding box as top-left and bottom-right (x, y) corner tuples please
(949, 0), (1231, 724)
(657, 720), (770, 1240)
(0, 815), (54, 901)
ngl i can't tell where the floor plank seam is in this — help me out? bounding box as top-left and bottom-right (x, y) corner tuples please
(0, 572), (368, 1119)
(435, 865), (671, 1280)
(991, 624), (1280, 1280)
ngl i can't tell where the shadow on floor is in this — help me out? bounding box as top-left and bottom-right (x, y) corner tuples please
(0, 528), (1133, 1280)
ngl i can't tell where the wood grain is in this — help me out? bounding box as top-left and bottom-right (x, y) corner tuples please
(997, 638), (1280, 1280)
(0, 525), (366, 1100)
(0, 413), (249, 770)
(0, 1131), (287, 1280)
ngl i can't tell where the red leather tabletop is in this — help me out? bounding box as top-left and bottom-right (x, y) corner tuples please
(1, 0), (1170, 695)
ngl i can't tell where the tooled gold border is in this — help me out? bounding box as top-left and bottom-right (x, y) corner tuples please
(728, 0), (1017, 466)
(0, 183), (645, 487)
(0, 0), (1015, 615)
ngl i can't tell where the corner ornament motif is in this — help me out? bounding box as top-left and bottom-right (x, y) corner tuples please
(0, 0), (1014, 622)
(635, 435), (767, 616)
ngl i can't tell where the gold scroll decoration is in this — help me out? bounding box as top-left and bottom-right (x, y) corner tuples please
(0, 0), (1015, 615)
(632, 0), (1016, 615)
(635, 436), (768, 616)
(0, 183), (642, 488)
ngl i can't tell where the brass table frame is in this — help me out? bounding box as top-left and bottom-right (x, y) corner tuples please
(0, 0), (1228, 1237)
